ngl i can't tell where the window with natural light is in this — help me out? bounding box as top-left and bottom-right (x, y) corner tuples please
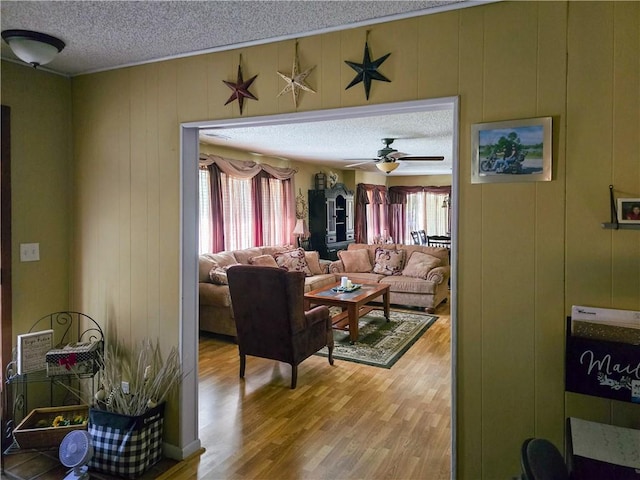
(405, 191), (450, 243)
(199, 168), (292, 253)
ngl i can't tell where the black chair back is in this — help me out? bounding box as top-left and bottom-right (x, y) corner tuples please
(521, 438), (570, 480)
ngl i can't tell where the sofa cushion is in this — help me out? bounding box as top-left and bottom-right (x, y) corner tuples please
(380, 275), (437, 294)
(249, 254), (279, 268)
(199, 252), (238, 282)
(208, 251), (238, 268)
(304, 251), (324, 275)
(304, 273), (337, 293)
(199, 256), (216, 283)
(232, 247), (263, 265)
(372, 247), (405, 276)
(402, 251), (442, 279)
(338, 248), (372, 273)
(199, 283), (231, 307)
(340, 272), (386, 285)
(261, 245), (295, 257)
(275, 247), (312, 276)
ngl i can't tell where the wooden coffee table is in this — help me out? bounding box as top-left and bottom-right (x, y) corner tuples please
(304, 282), (390, 343)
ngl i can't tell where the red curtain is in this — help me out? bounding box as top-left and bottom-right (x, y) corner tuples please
(201, 155), (296, 252)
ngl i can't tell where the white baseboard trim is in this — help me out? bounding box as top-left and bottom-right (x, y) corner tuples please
(163, 438), (202, 460)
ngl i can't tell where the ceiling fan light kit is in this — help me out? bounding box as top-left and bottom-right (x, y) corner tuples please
(376, 161), (400, 174)
(1, 29), (65, 68)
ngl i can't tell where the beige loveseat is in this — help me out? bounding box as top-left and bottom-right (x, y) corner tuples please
(328, 243), (450, 313)
(198, 246), (336, 337)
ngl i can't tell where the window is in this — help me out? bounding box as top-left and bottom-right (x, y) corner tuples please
(199, 165), (293, 253)
(405, 191), (450, 243)
(199, 168), (212, 254)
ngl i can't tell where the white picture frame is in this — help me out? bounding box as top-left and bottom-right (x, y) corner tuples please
(17, 329), (53, 375)
(617, 198), (640, 224)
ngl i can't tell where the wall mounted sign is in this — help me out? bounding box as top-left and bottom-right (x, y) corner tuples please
(565, 318), (640, 404)
(17, 329), (53, 374)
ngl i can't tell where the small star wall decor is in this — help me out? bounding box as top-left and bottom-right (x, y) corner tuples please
(345, 36), (391, 100)
(277, 41), (316, 108)
(223, 57), (258, 115)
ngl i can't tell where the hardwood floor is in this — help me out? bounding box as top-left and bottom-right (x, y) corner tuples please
(182, 300), (452, 480)
(1, 300), (450, 480)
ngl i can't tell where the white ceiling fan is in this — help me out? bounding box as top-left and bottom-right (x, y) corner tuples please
(346, 138), (444, 174)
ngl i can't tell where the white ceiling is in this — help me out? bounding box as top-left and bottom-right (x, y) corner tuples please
(199, 104), (456, 175)
(1, 0), (474, 176)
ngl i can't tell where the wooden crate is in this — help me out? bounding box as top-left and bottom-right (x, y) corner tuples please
(13, 405), (89, 449)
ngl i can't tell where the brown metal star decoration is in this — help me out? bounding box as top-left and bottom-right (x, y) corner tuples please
(223, 59), (258, 115)
(277, 41), (316, 108)
(345, 39), (391, 100)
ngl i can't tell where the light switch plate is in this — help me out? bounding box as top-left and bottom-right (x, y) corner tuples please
(20, 243), (40, 262)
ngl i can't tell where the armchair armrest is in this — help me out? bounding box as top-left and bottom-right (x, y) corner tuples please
(329, 260), (345, 274)
(305, 305), (330, 326)
(426, 265), (450, 284)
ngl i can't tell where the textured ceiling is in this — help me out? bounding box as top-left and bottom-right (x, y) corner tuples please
(1, 0), (472, 176)
(200, 106), (455, 175)
(1, 0), (470, 77)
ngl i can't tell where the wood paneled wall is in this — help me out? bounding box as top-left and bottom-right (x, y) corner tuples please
(2, 1), (637, 478)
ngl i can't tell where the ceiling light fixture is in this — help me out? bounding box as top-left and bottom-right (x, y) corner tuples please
(1, 29), (65, 68)
(376, 161), (399, 174)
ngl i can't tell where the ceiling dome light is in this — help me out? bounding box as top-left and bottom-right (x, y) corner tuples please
(1, 29), (65, 68)
(376, 161), (399, 174)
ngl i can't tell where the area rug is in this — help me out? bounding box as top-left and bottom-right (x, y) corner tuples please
(315, 309), (437, 369)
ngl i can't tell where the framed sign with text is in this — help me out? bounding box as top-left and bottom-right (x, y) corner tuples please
(16, 329), (53, 375)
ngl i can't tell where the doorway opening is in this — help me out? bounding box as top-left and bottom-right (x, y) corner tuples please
(179, 97), (459, 474)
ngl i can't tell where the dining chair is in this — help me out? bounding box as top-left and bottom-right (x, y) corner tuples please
(520, 438), (570, 480)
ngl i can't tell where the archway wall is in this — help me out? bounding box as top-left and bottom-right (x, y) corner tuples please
(61, 1), (639, 478)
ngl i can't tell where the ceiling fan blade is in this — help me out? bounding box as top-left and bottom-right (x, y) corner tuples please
(396, 155), (445, 161)
(345, 160), (375, 168)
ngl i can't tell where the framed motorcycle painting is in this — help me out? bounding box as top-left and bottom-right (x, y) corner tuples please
(471, 116), (552, 184)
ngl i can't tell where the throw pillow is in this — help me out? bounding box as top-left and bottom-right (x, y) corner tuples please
(207, 251), (237, 269)
(275, 247), (312, 276)
(338, 249), (372, 273)
(402, 251), (442, 279)
(304, 251), (324, 275)
(209, 267), (229, 285)
(249, 254), (279, 268)
(373, 248), (405, 276)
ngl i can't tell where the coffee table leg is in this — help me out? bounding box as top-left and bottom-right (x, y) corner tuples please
(348, 304), (358, 344)
(383, 290), (390, 322)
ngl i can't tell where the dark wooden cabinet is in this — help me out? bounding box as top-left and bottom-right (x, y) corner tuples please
(308, 184), (354, 260)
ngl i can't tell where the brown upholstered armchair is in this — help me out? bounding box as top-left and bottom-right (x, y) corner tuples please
(226, 265), (334, 388)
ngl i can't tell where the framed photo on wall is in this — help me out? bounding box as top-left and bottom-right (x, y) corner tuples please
(471, 117), (552, 184)
(617, 198), (640, 224)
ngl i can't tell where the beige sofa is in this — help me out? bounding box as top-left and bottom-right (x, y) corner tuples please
(198, 246), (336, 337)
(198, 243), (450, 337)
(328, 243), (450, 313)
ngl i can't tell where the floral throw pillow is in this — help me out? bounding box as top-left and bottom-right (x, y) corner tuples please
(275, 247), (312, 276)
(209, 267), (229, 285)
(373, 248), (405, 275)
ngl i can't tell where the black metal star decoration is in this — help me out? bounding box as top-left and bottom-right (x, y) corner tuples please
(223, 56), (258, 115)
(345, 35), (391, 100)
